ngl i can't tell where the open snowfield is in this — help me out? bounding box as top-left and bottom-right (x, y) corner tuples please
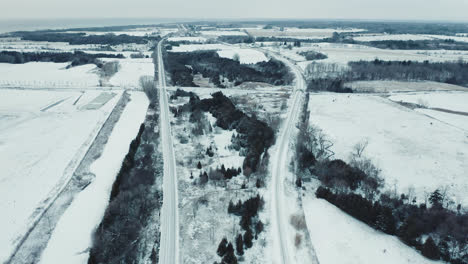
(39, 92), (148, 264)
(167, 36), (207, 42)
(347, 81), (468, 93)
(416, 108), (468, 132)
(247, 27), (364, 39)
(0, 62), (100, 87)
(353, 33), (468, 43)
(169, 44), (268, 64)
(308, 94), (468, 205)
(199, 30), (247, 36)
(268, 43), (468, 67)
(389, 91), (468, 112)
(104, 58), (154, 88)
(303, 192), (442, 264)
(0, 89), (121, 263)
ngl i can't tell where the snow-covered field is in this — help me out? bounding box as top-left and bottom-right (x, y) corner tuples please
(347, 81), (468, 93)
(247, 27), (364, 39)
(303, 192), (442, 264)
(308, 94), (468, 205)
(0, 89), (121, 263)
(353, 33), (468, 43)
(169, 44), (268, 64)
(39, 92), (149, 264)
(0, 62), (100, 87)
(105, 58), (154, 88)
(267, 43), (468, 67)
(416, 108), (468, 132)
(167, 36), (207, 42)
(199, 30), (247, 36)
(389, 91), (468, 112)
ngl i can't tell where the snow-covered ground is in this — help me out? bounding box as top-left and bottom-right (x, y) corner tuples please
(104, 58), (154, 88)
(303, 191), (442, 264)
(169, 44), (268, 64)
(347, 81), (468, 93)
(167, 36), (207, 42)
(416, 108), (468, 132)
(267, 43), (468, 67)
(247, 27), (364, 39)
(0, 89), (121, 263)
(199, 30), (247, 36)
(39, 92), (149, 264)
(0, 62), (100, 87)
(353, 33), (468, 43)
(389, 91), (468, 112)
(308, 94), (468, 205)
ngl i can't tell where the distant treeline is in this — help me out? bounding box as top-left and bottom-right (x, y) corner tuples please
(165, 50), (293, 88)
(307, 59), (468, 92)
(0, 50), (124, 67)
(11, 32), (160, 45)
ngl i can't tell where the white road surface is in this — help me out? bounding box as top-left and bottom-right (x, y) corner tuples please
(268, 51), (307, 264)
(157, 39), (180, 264)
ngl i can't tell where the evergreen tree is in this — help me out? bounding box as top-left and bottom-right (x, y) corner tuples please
(244, 227), (253, 248)
(217, 238), (228, 257)
(222, 242), (237, 264)
(197, 161), (202, 169)
(429, 189), (443, 207)
(235, 234), (244, 256)
(255, 220), (264, 235)
(421, 237), (440, 260)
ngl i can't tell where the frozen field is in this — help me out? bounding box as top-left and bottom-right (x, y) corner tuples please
(416, 109), (468, 132)
(105, 58), (154, 88)
(0, 89), (121, 263)
(199, 30), (247, 36)
(40, 92), (149, 264)
(0, 62), (100, 87)
(167, 36), (207, 42)
(308, 94), (468, 205)
(247, 27), (364, 39)
(170, 44), (268, 64)
(303, 192), (442, 264)
(347, 81), (468, 93)
(353, 33), (468, 43)
(389, 91), (468, 112)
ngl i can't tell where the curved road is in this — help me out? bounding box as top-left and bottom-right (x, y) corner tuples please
(268, 51), (306, 264)
(156, 39), (179, 264)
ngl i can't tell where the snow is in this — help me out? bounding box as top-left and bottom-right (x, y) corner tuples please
(347, 81), (468, 93)
(199, 30), (247, 36)
(389, 91), (468, 113)
(39, 92), (149, 264)
(416, 108), (468, 132)
(353, 33), (468, 43)
(308, 94), (468, 205)
(169, 44), (268, 64)
(167, 36), (207, 42)
(0, 89), (121, 263)
(247, 27), (364, 38)
(0, 62), (100, 87)
(105, 58), (154, 88)
(303, 193), (443, 264)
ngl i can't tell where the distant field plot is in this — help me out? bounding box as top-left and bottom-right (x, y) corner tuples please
(199, 30), (247, 36)
(0, 89), (121, 263)
(167, 36), (207, 42)
(347, 81), (468, 93)
(308, 94), (468, 205)
(248, 27), (364, 39)
(105, 58), (154, 88)
(0, 62), (100, 87)
(353, 33), (468, 43)
(169, 44), (268, 64)
(389, 91), (468, 112)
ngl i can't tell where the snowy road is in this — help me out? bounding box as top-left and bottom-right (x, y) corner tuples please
(268, 51), (306, 264)
(156, 39), (180, 264)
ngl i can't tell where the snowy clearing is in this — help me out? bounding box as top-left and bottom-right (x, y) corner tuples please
(167, 36), (207, 42)
(389, 91), (468, 113)
(0, 62), (100, 87)
(199, 30), (247, 36)
(416, 108), (468, 132)
(303, 192), (442, 264)
(105, 58), (154, 88)
(347, 81), (468, 93)
(353, 33), (468, 43)
(0, 89), (121, 263)
(39, 92), (149, 264)
(308, 94), (468, 205)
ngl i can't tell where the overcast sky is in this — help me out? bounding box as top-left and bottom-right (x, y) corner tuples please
(2, 0), (468, 22)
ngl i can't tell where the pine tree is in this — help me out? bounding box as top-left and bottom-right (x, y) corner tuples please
(236, 234), (244, 256)
(197, 161), (202, 169)
(429, 189), (443, 207)
(217, 238), (228, 257)
(421, 237), (440, 260)
(244, 227), (253, 248)
(222, 242), (237, 264)
(255, 220), (264, 235)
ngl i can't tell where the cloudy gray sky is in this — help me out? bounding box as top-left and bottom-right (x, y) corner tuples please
(1, 0), (467, 21)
